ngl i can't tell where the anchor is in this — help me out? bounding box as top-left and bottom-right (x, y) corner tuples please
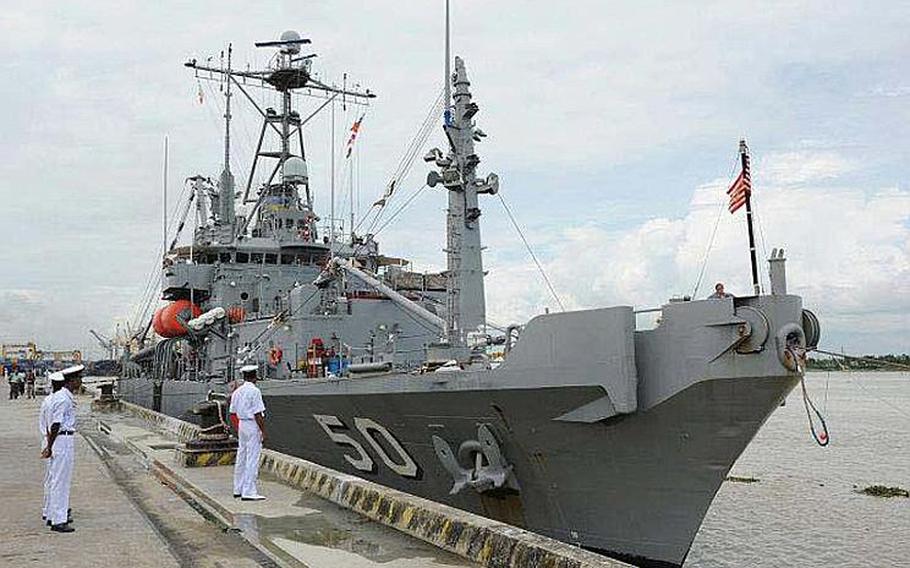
(432, 424), (519, 495)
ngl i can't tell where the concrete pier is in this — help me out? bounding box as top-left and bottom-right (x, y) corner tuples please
(105, 397), (633, 568)
(3, 382), (634, 568)
(0, 383), (269, 568)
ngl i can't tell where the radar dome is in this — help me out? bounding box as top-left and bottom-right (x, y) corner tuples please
(282, 156), (308, 183)
(280, 30), (302, 54)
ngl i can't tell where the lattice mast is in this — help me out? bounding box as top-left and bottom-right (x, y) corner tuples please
(185, 31), (374, 241)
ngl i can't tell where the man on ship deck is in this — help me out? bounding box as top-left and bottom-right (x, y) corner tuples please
(708, 282), (734, 299)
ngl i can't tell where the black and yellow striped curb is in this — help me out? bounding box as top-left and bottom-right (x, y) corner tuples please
(259, 452), (632, 568)
(112, 400), (631, 568)
(176, 448), (237, 468)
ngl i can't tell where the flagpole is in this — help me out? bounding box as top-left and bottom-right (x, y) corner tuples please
(740, 139), (760, 295)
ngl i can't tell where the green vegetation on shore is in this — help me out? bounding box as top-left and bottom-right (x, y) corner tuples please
(858, 485), (909, 498)
(726, 475), (759, 483)
(807, 353), (910, 371)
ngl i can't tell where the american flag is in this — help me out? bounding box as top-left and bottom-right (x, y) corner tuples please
(345, 115), (365, 159)
(727, 167), (751, 213)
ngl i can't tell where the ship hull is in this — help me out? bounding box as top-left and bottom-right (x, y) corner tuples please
(118, 372), (797, 567)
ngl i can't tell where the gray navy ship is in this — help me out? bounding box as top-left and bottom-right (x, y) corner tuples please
(118, 23), (822, 568)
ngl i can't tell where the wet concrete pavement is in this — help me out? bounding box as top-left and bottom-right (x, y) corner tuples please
(0, 384), (180, 568)
(0, 382), (287, 568)
(93, 409), (476, 568)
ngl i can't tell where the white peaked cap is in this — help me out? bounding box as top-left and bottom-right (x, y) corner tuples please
(61, 364), (85, 376)
(240, 364), (259, 374)
(50, 372), (66, 384)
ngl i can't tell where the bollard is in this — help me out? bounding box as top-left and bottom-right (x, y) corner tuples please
(174, 396), (238, 467)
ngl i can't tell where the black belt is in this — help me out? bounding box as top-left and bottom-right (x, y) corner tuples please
(59, 431), (75, 436)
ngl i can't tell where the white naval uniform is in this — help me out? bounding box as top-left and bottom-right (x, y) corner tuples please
(47, 388), (76, 526)
(38, 390), (59, 519)
(229, 381), (266, 498)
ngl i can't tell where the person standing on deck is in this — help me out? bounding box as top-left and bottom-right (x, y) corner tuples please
(40, 373), (66, 525)
(708, 282), (734, 299)
(42, 365), (83, 533)
(230, 364), (267, 501)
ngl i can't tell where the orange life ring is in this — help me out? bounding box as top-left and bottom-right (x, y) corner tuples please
(268, 346), (283, 366)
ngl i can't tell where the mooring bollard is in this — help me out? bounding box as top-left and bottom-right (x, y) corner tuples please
(175, 395), (238, 467)
(91, 381), (121, 412)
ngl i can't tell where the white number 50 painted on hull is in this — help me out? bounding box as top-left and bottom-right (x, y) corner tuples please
(313, 414), (420, 478)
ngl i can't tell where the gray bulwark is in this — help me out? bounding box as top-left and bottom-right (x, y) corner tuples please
(500, 307), (637, 418)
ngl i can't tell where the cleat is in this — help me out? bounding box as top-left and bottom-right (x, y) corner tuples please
(240, 495), (266, 501)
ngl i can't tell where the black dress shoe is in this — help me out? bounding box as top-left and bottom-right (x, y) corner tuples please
(50, 523), (75, 533)
(46, 520), (52, 527)
(233, 493), (241, 499)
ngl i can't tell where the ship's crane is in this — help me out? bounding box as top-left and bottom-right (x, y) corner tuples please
(90, 325), (135, 360)
(89, 329), (116, 360)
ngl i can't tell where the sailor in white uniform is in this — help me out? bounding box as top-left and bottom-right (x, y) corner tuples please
(42, 365), (83, 532)
(39, 372), (66, 525)
(229, 364), (267, 501)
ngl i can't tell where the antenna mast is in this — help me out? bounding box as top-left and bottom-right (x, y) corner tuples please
(426, 1), (500, 350)
(223, 45), (232, 175)
(216, 44), (236, 242)
(162, 135), (168, 259)
(444, 0), (452, 125)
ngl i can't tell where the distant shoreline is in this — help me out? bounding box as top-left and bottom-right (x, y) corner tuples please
(807, 354), (909, 372)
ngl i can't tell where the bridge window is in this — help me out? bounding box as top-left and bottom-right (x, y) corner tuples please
(265, 253), (278, 265)
(236, 252), (249, 263)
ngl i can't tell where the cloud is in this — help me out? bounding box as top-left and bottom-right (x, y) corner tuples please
(1, 2), (908, 356)
(759, 151), (855, 186)
(486, 150), (910, 352)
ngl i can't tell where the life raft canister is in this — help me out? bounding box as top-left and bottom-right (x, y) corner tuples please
(268, 346), (283, 366)
(153, 300), (202, 338)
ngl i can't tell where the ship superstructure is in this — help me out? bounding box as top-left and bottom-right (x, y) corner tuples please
(118, 24), (822, 568)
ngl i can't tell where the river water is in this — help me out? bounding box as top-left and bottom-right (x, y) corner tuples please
(687, 371), (910, 567)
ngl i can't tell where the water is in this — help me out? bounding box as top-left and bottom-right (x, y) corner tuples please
(688, 372), (910, 567)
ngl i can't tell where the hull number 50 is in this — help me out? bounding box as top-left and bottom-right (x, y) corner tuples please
(313, 414), (419, 478)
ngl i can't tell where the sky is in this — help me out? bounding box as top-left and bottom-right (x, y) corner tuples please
(0, 1), (907, 357)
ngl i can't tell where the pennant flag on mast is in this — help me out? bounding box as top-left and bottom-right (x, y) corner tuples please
(727, 167), (751, 213)
(345, 114), (365, 159)
(372, 180), (395, 208)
